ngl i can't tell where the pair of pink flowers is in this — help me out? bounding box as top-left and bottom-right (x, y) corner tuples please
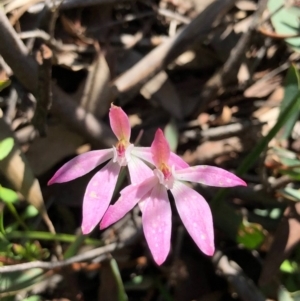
(49, 105), (246, 265)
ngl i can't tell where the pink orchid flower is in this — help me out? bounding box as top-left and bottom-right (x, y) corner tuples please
(100, 129), (246, 265)
(48, 105), (154, 234)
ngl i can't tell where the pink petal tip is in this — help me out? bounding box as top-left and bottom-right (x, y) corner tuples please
(109, 105), (131, 141)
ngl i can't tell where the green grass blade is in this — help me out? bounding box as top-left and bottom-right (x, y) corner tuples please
(5, 231), (101, 246)
(110, 257), (128, 301)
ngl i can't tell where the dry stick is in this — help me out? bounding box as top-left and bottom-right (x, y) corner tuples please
(32, 44), (52, 136)
(213, 250), (266, 301)
(0, 242), (120, 273)
(58, 0), (133, 10)
(222, 0), (268, 84)
(0, 229), (142, 273)
(196, 0), (269, 114)
(0, 9), (37, 92)
(0, 9), (115, 149)
(112, 0), (238, 102)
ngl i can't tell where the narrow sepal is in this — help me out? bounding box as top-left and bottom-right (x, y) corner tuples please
(48, 149), (113, 185)
(151, 129), (170, 168)
(109, 105), (131, 141)
(171, 181), (215, 256)
(175, 166), (246, 187)
(81, 160), (121, 234)
(143, 184), (171, 265)
(100, 176), (157, 229)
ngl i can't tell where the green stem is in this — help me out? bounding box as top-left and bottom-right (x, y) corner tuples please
(6, 203), (28, 230)
(5, 231), (102, 245)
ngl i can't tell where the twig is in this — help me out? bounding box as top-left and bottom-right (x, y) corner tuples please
(0, 228), (142, 273)
(157, 8), (191, 24)
(213, 250), (266, 301)
(26, 0), (135, 12)
(4, 86), (18, 124)
(113, 0), (238, 102)
(60, 0), (134, 9)
(32, 44), (53, 136)
(18, 30), (94, 52)
(200, 120), (263, 139)
(0, 242), (119, 273)
(0, 9), (38, 93)
(87, 12), (154, 33)
(0, 9), (115, 148)
(15, 125), (38, 144)
(110, 34), (170, 47)
(182, 120), (264, 140)
(222, 0), (268, 83)
(196, 0), (269, 114)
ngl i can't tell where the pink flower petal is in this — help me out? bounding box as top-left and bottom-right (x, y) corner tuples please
(132, 147), (189, 169)
(169, 153), (189, 169)
(142, 184), (171, 265)
(151, 129), (170, 167)
(48, 149), (113, 185)
(81, 160), (121, 234)
(131, 147), (153, 164)
(109, 105), (131, 141)
(171, 181), (214, 256)
(175, 166), (246, 187)
(100, 176), (157, 229)
(127, 155), (153, 185)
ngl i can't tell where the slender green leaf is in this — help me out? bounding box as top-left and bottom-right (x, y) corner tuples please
(237, 66), (300, 176)
(5, 231), (101, 245)
(279, 187), (300, 202)
(279, 65), (300, 139)
(21, 205), (39, 219)
(268, 0), (300, 52)
(278, 286), (294, 301)
(291, 291), (300, 301)
(23, 296), (42, 301)
(0, 186), (18, 204)
(63, 234), (86, 259)
(237, 220), (265, 249)
(280, 260), (298, 274)
(211, 66), (300, 241)
(0, 268), (45, 293)
(0, 78), (11, 92)
(110, 258), (128, 301)
(0, 138), (14, 160)
(164, 119), (179, 152)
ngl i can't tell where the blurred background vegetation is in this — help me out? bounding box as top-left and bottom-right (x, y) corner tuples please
(0, 0), (300, 300)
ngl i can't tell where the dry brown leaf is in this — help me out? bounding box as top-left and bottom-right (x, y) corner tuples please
(212, 106), (232, 125)
(54, 51), (91, 71)
(235, 0), (257, 11)
(183, 137), (243, 164)
(234, 15), (253, 34)
(25, 123), (84, 176)
(238, 63), (250, 84)
(244, 75), (281, 98)
(117, 50), (183, 119)
(141, 71), (183, 119)
(252, 86), (283, 138)
(0, 118), (55, 233)
(60, 14), (86, 39)
(79, 51), (112, 119)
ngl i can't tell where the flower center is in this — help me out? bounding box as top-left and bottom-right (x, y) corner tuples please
(154, 163), (175, 190)
(112, 140), (133, 166)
